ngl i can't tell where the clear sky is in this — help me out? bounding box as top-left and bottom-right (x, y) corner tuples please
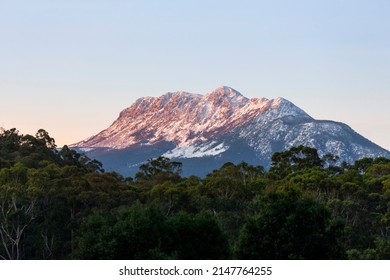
(1, 0), (389, 150)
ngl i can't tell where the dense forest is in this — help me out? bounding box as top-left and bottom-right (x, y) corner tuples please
(0, 128), (389, 260)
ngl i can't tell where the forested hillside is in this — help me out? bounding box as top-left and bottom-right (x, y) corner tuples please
(0, 128), (389, 260)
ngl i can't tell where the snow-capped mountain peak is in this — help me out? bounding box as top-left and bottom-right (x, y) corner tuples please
(75, 86), (302, 149)
(204, 86), (248, 107)
(73, 86), (390, 177)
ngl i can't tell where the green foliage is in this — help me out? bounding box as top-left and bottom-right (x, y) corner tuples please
(136, 156), (182, 182)
(76, 203), (167, 259)
(1, 129), (389, 259)
(164, 211), (230, 259)
(59, 145), (104, 173)
(75, 206), (230, 260)
(236, 189), (345, 259)
(270, 145), (323, 178)
(0, 163), (40, 260)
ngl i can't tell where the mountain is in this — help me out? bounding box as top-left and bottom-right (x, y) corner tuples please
(73, 86), (390, 177)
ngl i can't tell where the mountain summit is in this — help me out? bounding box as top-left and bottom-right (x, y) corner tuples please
(75, 86), (309, 149)
(73, 86), (390, 176)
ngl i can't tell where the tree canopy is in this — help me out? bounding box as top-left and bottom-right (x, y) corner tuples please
(0, 128), (389, 260)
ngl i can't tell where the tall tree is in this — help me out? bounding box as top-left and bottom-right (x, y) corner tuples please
(0, 164), (41, 260)
(270, 145), (323, 178)
(236, 188), (345, 259)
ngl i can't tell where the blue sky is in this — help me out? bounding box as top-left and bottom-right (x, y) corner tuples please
(1, 0), (389, 150)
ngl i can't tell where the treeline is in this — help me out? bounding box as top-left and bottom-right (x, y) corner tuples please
(0, 128), (389, 260)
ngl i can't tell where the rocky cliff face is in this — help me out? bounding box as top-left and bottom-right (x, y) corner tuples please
(73, 86), (390, 177)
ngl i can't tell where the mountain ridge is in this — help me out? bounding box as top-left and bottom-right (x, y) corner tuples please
(74, 86), (309, 149)
(72, 86), (390, 176)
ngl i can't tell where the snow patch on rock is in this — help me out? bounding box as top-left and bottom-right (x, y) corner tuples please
(163, 141), (229, 159)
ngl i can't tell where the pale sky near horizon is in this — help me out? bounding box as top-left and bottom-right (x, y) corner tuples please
(1, 0), (389, 150)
